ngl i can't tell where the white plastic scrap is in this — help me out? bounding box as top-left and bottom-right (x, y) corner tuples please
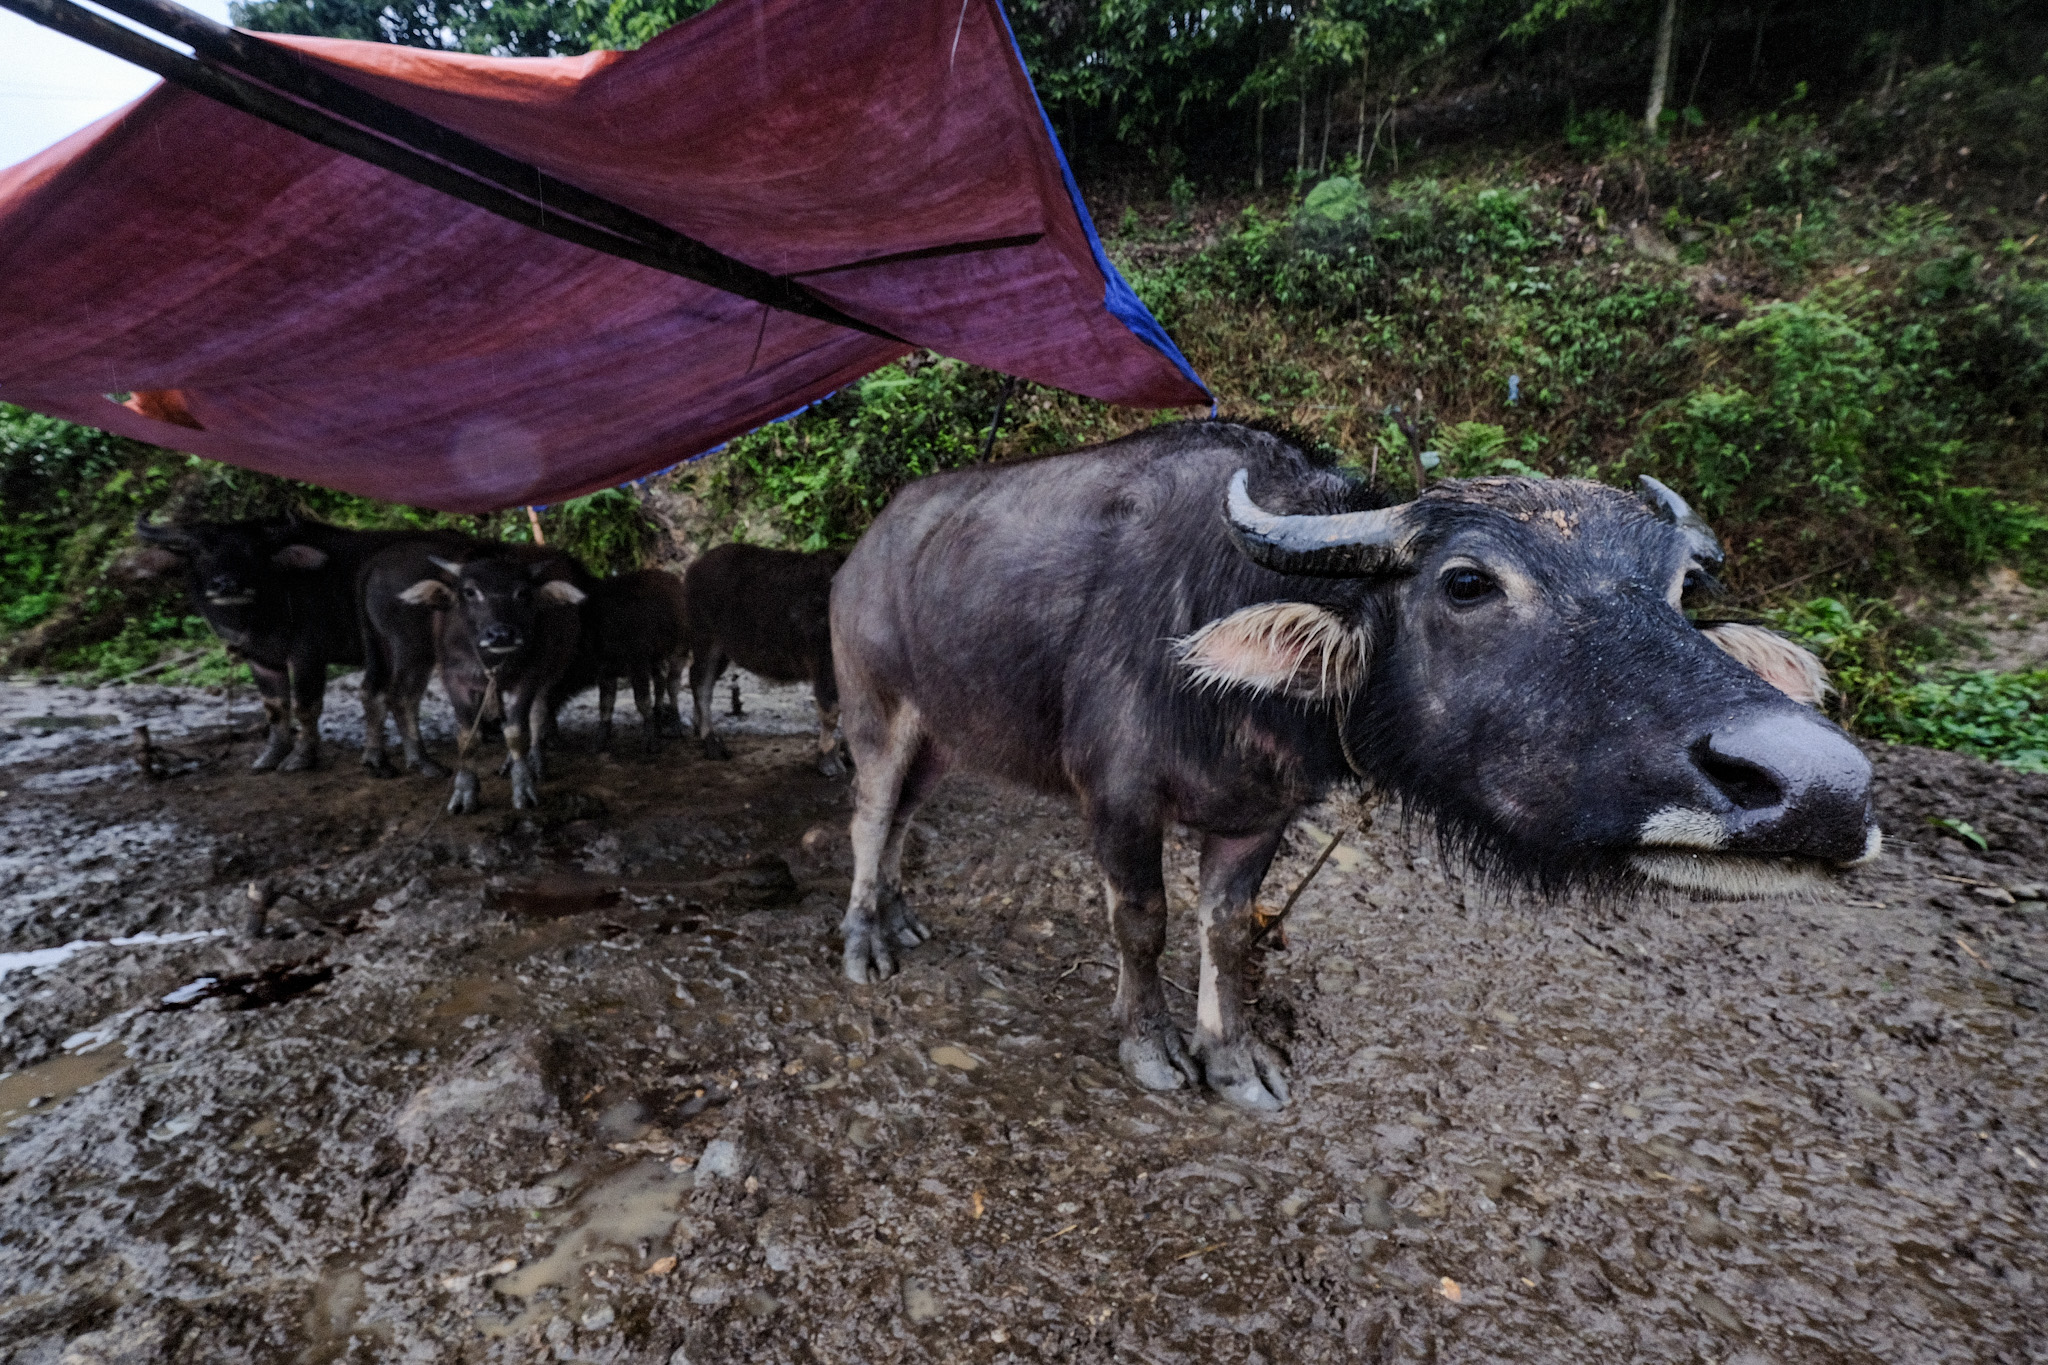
(0, 930), (227, 978)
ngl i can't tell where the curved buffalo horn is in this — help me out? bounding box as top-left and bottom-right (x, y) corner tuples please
(132, 515), (197, 551)
(1637, 475), (1724, 569)
(1223, 469), (1414, 578)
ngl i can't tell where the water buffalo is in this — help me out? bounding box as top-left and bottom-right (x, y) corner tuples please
(132, 514), (463, 772)
(581, 569), (689, 751)
(830, 421), (1879, 1111)
(395, 549), (592, 812)
(681, 544), (845, 776)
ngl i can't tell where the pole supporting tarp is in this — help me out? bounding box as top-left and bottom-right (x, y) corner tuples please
(0, 0), (1209, 512)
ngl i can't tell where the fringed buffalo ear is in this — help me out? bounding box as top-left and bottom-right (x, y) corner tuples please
(399, 578), (457, 609)
(270, 544), (328, 571)
(1702, 622), (1830, 706)
(537, 579), (587, 606)
(1174, 602), (1369, 701)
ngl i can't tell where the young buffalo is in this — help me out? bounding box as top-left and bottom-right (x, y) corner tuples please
(681, 544), (846, 776)
(583, 569), (689, 751)
(133, 514), (465, 772)
(398, 551), (591, 812)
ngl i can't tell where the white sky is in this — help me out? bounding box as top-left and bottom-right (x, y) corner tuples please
(0, 0), (233, 170)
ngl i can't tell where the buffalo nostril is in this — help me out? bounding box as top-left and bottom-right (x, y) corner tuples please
(1691, 735), (1785, 811)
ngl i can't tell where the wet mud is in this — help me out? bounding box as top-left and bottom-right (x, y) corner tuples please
(1, 673), (2044, 1363)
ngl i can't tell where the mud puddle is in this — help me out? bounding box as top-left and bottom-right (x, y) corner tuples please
(0, 677), (2044, 1363)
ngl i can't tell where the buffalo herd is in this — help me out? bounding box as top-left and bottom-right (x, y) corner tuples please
(133, 514), (841, 812)
(133, 420), (1881, 1110)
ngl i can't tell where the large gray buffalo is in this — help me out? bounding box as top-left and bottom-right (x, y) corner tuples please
(830, 421), (1879, 1111)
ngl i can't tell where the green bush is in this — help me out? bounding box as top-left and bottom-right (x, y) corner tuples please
(696, 356), (1005, 550)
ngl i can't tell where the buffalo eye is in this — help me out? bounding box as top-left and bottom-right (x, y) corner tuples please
(463, 585), (483, 601)
(1681, 566), (1721, 602)
(1442, 567), (1497, 605)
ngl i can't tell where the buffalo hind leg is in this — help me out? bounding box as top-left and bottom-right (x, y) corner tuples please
(812, 671), (846, 778)
(394, 669), (445, 778)
(360, 688), (397, 777)
(597, 677), (617, 752)
(691, 649), (731, 760)
(629, 666), (661, 752)
(840, 706), (942, 982)
(1190, 827), (1291, 1111)
(248, 662), (294, 772)
(278, 661), (324, 771)
(1094, 810), (1197, 1093)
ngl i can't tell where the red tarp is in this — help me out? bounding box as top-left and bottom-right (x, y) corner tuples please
(0, 0), (1207, 511)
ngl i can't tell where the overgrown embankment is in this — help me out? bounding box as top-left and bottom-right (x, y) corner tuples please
(4, 67), (2044, 767)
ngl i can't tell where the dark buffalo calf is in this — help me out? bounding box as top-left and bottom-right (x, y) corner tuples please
(133, 515), (463, 772)
(397, 550), (591, 812)
(581, 569), (688, 750)
(681, 544), (845, 775)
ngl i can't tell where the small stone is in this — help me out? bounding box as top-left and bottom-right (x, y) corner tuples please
(668, 1350), (693, 1365)
(929, 1045), (980, 1071)
(1438, 1276), (1462, 1303)
(488, 1257), (518, 1275)
(902, 1278), (942, 1323)
(147, 1113), (200, 1141)
(647, 1256), (678, 1276)
(696, 1139), (742, 1179)
(1279, 1191), (1310, 1218)
(580, 1303), (615, 1330)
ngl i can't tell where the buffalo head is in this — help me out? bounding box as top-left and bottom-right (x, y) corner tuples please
(400, 554), (586, 661)
(1178, 470), (1879, 897)
(133, 514), (329, 608)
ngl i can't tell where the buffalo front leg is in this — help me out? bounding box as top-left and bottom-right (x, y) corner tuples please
(840, 705), (941, 983)
(1093, 811), (1196, 1093)
(1190, 827), (1291, 1111)
(278, 661), (325, 771)
(248, 662), (294, 772)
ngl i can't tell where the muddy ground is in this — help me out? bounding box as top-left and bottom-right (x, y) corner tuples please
(0, 671), (2044, 1365)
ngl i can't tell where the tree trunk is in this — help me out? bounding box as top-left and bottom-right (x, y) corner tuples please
(1748, 4), (1765, 86)
(1355, 50), (1369, 163)
(1255, 100), (1265, 190)
(1645, 0), (1678, 134)
(1297, 87), (1308, 185)
(1319, 86), (1332, 173)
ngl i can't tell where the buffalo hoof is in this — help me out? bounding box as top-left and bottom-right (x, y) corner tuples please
(816, 749), (847, 779)
(509, 760), (539, 810)
(1119, 1022), (1197, 1093)
(250, 739), (291, 772)
(841, 920), (898, 984)
(879, 889), (930, 949)
(702, 734), (732, 761)
(447, 771), (481, 815)
(527, 749), (546, 782)
(278, 744), (319, 773)
(412, 756), (449, 780)
(1193, 1035), (1290, 1112)
(361, 752), (399, 779)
